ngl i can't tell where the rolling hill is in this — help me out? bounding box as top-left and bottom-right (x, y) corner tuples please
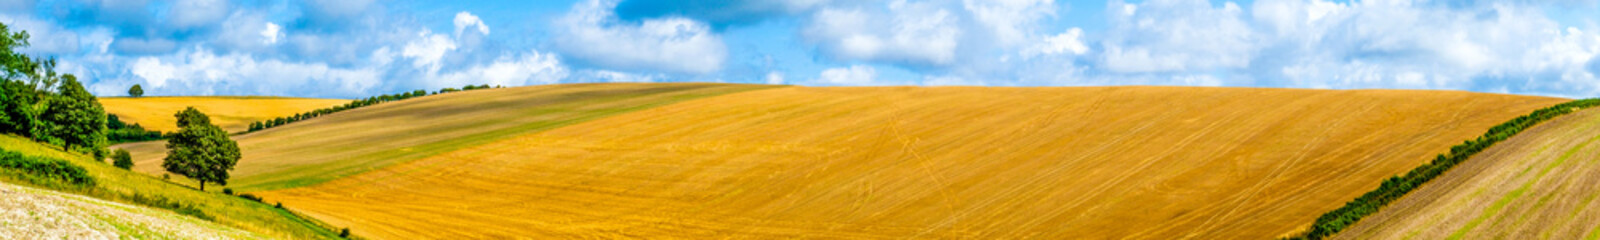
(100, 96), (350, 133)
(1333, 107), (1600, 239)
(0, 135), (338, 239)
(205, 85), (1564, 239)
(114, 83), (779, 191)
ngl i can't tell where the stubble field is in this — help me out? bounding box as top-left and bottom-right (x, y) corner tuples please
(1334, 107), (1600, 239)
(249, 86), (1564, 239)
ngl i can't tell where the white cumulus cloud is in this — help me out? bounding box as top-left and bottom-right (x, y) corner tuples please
(812, 65), (878, 86)
(803, 1), (962, 67)
(553, 0), (727, 74)
(453, 11), (490, 36)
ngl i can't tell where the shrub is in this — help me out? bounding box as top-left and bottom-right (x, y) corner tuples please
(125, 192), (213, 221)
(238, 193), (263, 202)
(222, 188), (234, 195)
(112, 149), (133, 170)
(0, 150), (95, 187)
(340, 228), (351, 238)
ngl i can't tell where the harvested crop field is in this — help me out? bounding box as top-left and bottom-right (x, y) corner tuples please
(254, 86), (1565, 239)
(1334, 107), (1600, 239)
(101, 96), (350, 133)
(115, 83), (777, 191)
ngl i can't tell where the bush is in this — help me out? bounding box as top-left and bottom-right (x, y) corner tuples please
(222, 188), (234, 195)
(238, 193), (263, 202)
(125, 192), (213, 221)
(112, 149), (133, 170)
(340, 228), (351, 238)
(0, 150), (95, 187)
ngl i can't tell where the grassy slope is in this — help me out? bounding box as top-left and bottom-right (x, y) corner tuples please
(257, 86), (1565, 239)
(1334, 108), (1600, 239)
(0, 181), (260, 239)
(116, 83), (778, 191)
(0, 135), (338, 239)
(101, 96), (350, 133)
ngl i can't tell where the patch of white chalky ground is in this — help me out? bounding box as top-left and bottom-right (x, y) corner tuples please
(0, 181), (260, 239)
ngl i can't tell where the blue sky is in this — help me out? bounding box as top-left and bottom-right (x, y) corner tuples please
(2, 0), (1599, 98)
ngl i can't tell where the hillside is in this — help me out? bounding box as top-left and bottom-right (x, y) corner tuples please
(114, 83), (778, 191)
(1333, 107), (1600, 239)
(0, 135), (338, 239)
(101, 96), (350, 133)
(238, 85), (1564, 239)
(0, 181), (259, 239)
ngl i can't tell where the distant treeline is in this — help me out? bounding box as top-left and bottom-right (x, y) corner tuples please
(247, 84), (496, 132)
(1292, 98), (1600, 239)
(106, 114), (164, 144)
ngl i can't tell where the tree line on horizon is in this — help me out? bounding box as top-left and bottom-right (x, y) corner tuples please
(246, 84), (497, 132)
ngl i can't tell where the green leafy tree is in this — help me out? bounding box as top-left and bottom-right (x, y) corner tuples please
(40, 75), (106, 152)
(162, 107), (239, 191)
(0, 23), (42, 138)
(128, 84), (143, 97)
(112, 148), (133, 170)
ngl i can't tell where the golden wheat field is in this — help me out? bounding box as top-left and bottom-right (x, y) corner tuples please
(113, 83), (776, 191)
(241, 85), (1563, 239)
(1334, 108), (1600, 239)
(100, 97), (350, 133)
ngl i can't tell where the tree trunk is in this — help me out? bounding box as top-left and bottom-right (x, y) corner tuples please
(200, 181), (205, 191)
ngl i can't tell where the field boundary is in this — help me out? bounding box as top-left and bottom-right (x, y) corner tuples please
(1293, 98), (1600, 239)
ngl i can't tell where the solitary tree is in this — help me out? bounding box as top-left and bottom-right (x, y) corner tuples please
(112, 149), (133, 169)
(40, 75), (106, 152)
(128, 84), (143, 97)
(163, 107), (239, 191)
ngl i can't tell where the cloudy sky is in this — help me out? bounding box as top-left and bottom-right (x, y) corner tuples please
(2, 0), (1599, 98)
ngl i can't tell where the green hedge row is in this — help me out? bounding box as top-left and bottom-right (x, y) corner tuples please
(1293, 98), (1600, 239)
(106, 114), (165, 144)
(247, 84), (496, 132)
(0, 148), (95, 187)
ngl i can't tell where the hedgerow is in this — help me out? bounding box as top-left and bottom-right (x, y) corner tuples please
(247, 84), (498, 132)
(1291, 98), (1600, 239)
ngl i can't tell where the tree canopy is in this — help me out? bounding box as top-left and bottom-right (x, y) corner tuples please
(129, 84), (143, 97)
(163, 107), (240, 191)
(40, 75), (107, 151)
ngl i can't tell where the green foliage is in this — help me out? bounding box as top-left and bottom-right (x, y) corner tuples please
(238, 193), (263, 202)
(222, 187), (233, 195)
(1292, 98), (1600, 240)
(0, 149), (94, 187)
(39, 74), (110, 153)
(248, 86), (488, 132)
(163, 107), (240, 191)
(106, 114), (164, 144)
(340, 228), (350, 238)
(174, 107), (212, 129)
(112, 148), (132, 169)
(123, 192), (213, 221)
(106, 123), (164, 144)
(128, 84), (143, 97)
